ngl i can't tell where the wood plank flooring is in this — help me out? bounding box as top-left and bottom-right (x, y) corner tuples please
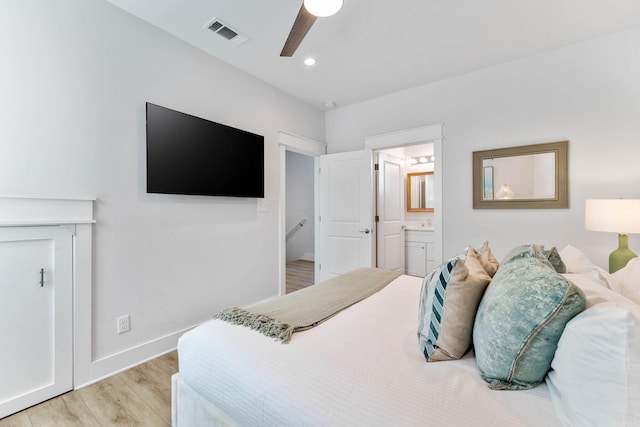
(0, 351), (178, 427)
(286, 259), (315, 293)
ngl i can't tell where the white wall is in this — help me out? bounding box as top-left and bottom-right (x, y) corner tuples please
(0, 0), (324, 382)
(285, 151), (315, 262)
(326, 27), (640, 267)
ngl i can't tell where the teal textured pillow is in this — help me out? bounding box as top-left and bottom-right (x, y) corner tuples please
(473, 245), (586, 390)
(543, 246), (567, 274)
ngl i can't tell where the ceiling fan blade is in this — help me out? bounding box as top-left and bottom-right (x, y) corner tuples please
(280, 3), (317, 57)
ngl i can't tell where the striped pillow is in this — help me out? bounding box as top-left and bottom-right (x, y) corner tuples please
(418, 247), (492, 362)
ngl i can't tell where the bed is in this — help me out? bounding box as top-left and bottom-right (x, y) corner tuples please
(172, 244), (640, 427)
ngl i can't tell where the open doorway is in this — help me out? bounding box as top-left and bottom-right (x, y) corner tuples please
(375, 143), (435, 276)
(277, 131), (327, 295)
(285, 151), (315, 293)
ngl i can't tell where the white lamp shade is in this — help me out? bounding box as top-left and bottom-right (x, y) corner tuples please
(585, 199), (640, 234)
(496, 184), (515, 200)
(304, 0), (344, 17)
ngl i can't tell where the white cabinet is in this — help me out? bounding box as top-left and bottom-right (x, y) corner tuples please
(0, 196), (94, 419)
(0, 226), (73, 418)
(404, 229), (435, 277)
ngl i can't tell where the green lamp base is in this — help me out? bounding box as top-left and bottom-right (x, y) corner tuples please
(609, 234), (637, 273)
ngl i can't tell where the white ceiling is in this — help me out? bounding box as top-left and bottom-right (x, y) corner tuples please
(105, 0), (640, 110)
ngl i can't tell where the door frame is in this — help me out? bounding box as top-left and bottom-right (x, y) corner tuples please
(278, 131), (327, 295)
(364, 123), (444, 267)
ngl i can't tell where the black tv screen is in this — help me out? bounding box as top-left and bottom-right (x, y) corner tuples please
(146, 102), (264, 198)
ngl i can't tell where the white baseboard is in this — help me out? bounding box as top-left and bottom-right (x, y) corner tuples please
(76, 323), (199, 389)
(300, 252), (315, 261)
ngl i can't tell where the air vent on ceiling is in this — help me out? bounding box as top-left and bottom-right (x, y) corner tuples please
(203, 17), (249, 46)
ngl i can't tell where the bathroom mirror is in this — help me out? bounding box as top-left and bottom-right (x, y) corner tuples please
(407, 172), (434, 212)
(472, 141), (568, 209)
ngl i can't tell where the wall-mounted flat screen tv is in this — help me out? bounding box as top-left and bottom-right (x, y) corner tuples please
(146, 102), (264, 198)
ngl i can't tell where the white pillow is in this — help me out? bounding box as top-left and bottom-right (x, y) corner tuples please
(559, 245), (617, 289)
(546, 278), (640, 426)
(559, 244), (596, 272)
(612, 257), (640, 305)
(563, 273), (625, 307)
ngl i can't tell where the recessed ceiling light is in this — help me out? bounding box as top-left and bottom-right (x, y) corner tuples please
(304, 57), (316, 66)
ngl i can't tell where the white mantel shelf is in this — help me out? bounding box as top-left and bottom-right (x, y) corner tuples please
(0, 195), (95, 227)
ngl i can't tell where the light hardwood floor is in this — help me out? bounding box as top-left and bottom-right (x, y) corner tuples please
(0, 351), (178, 427)
(286, 259), (315, 293)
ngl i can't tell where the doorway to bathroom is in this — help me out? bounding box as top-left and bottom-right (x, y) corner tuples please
(375, 143), (435, 275)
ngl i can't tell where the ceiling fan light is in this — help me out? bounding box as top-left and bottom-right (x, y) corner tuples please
(303, 0), (343, 17)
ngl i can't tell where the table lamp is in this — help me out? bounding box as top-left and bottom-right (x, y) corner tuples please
(496, 184), (514, 200)
(585, 199), (640, 273)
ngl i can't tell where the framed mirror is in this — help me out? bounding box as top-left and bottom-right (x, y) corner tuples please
(472, 141), (568, 209)
(407, 172), (434, 212)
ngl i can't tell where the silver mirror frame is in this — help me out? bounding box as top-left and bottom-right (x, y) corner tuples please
(472, 141), (569, 209)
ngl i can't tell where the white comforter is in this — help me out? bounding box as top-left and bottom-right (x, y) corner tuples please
(178, 275), (562, 426)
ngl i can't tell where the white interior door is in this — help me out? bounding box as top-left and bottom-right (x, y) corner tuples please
(318, 150), (374, 282)
(0, 226), (73, 418)
(376, 153), (404, 272)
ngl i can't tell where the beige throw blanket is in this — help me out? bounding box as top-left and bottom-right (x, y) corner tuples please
(215, 268), (402, 343)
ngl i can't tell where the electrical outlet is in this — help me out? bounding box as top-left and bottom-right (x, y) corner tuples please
(117, 315), (130, 334)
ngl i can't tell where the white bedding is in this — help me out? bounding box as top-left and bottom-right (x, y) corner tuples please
(177, 274), (563, 426)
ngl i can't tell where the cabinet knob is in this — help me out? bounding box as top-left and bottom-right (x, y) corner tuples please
(39, 268), (44, 287)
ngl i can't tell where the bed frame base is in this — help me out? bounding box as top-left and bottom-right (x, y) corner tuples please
(171, 373), (237, 427)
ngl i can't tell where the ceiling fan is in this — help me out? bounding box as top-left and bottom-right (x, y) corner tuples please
(280, 0), (344, 57)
